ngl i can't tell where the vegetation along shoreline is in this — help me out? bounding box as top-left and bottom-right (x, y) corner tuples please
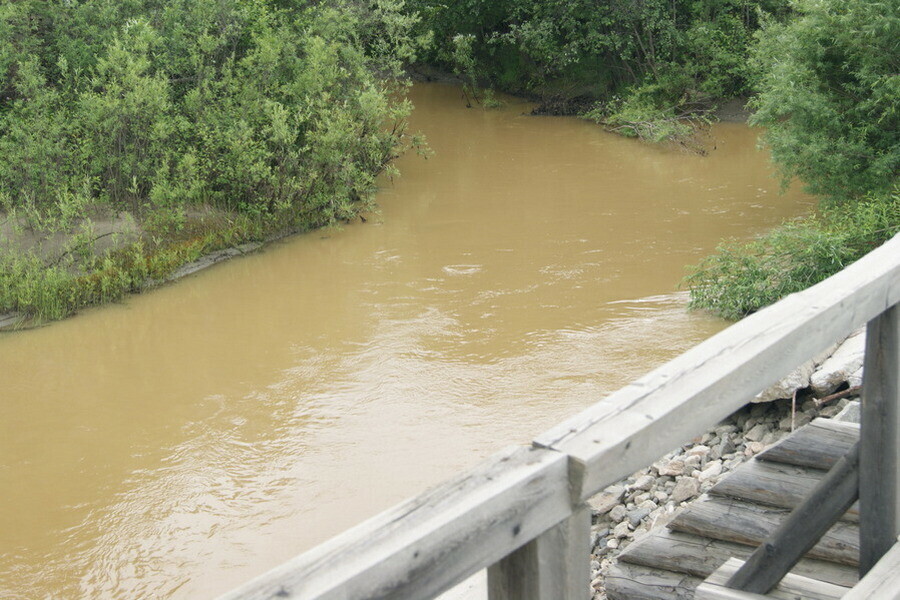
(1, 0), (897, 329)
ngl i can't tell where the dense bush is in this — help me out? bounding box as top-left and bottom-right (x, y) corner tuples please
(687, 188), (900, 319)
(687, 0), (900, 319)
(0, 0), (422, 321)
(406, 0), (791, 139)
(749, 0), (900, 203)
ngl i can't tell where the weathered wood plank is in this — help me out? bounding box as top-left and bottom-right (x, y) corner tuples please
(726, 442), (859, 593)
(844, 536), (900, 599)
(533, 234), (900, 502)
(216, 446), (572, 600)
(709, 458), (859, 521)
(756, 419), (859, 470)
(860, 305), (900, 575)
(603, 562), (702, 600)
(487, 504), (591, 600)
(694, 587), (771, 600)
(618, 529), (858, 587)
(668, 495), (859, 566)
(697, 558), (848, 600)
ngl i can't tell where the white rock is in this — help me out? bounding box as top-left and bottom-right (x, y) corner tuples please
(753, 358), (816, 403)
(631, 474), (655, 491)
(848, 365), (864, 389)
(698, 460), (723, 482)
(687, 445), (710, 457)
(638, 499), (658, 511)
(810, 328), (866, 397)
(613, 520), (631, 539)
(745, 441), (766, 455)
(754, 343), (839, 402)
(658, 459), (685, 477)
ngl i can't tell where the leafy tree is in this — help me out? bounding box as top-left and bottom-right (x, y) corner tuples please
(0, 0), (424, 321)
(688, 0), (900, 318)
(749, 0), (900, 203)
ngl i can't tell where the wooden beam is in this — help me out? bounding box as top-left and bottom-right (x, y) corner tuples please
(860, 305), (900, 575)
(844, 536), (900, 599)
(487, 504), (590, 600)
(668, 495), (859, 566)
(756, 419), (858, 470)
(709, 457), (859, 521)
(215, 446), (572, 600)
(534, 234), (900, 503)
(725, 442), (860, 593)
(604, 562), (702, 600)
(618, 529), (858, 587)
(697, 558), (848, 600)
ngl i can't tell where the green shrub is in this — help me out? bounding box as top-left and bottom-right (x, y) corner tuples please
(686, 188), (900, 319)
(0, 0), (425, 323)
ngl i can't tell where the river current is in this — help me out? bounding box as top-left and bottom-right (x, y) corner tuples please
(0, 83), (810, 599)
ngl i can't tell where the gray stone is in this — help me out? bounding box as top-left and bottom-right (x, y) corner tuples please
(588, 485), (625, 514)
(608, 505), (627, 523)
(836, 400), (861, 424)
(745, 441), (766, 455)
(750, 404), (769, 418)
(745, 423), (769, 442)
(761, 431), (783, 446)
(717, 436), (736, 456)
(637, 499), (658, 511)
(613, 520), (632, 539)
(627, 508), (651, 528)
(671, 478), (700, 504)
(631, 474), (655, 491)
(820, 404), (842, 418)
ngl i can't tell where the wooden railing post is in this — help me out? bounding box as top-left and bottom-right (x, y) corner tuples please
(487, 504), (591, 600)
(860, 304), (900, 575)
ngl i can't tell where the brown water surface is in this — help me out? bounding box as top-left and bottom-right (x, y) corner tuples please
(0, 83), (810, 599)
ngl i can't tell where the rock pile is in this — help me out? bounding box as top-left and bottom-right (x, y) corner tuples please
(754, 328), (865, 402)
(588, 394), (856, 598)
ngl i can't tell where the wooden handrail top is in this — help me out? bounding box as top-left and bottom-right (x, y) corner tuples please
(217, 446), (572, 600)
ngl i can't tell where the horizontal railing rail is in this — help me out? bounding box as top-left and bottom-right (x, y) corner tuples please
(219, 233), (900, 600)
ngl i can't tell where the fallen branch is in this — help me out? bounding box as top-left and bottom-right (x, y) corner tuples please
(815, 385), (862, 408)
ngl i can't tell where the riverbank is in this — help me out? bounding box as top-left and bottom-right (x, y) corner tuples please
(0, 207), (362, 331)
(587, 329), (866, 598)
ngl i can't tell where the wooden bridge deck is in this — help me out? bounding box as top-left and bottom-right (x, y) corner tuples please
(605, 416), (862, 599)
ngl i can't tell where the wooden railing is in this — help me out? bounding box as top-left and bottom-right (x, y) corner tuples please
(218, 233), (900, 600)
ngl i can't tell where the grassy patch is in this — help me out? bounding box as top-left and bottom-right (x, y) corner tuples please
(685, 188), (900, 320)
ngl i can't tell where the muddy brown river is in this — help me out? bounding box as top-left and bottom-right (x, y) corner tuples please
(0, 83), (810, 599)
